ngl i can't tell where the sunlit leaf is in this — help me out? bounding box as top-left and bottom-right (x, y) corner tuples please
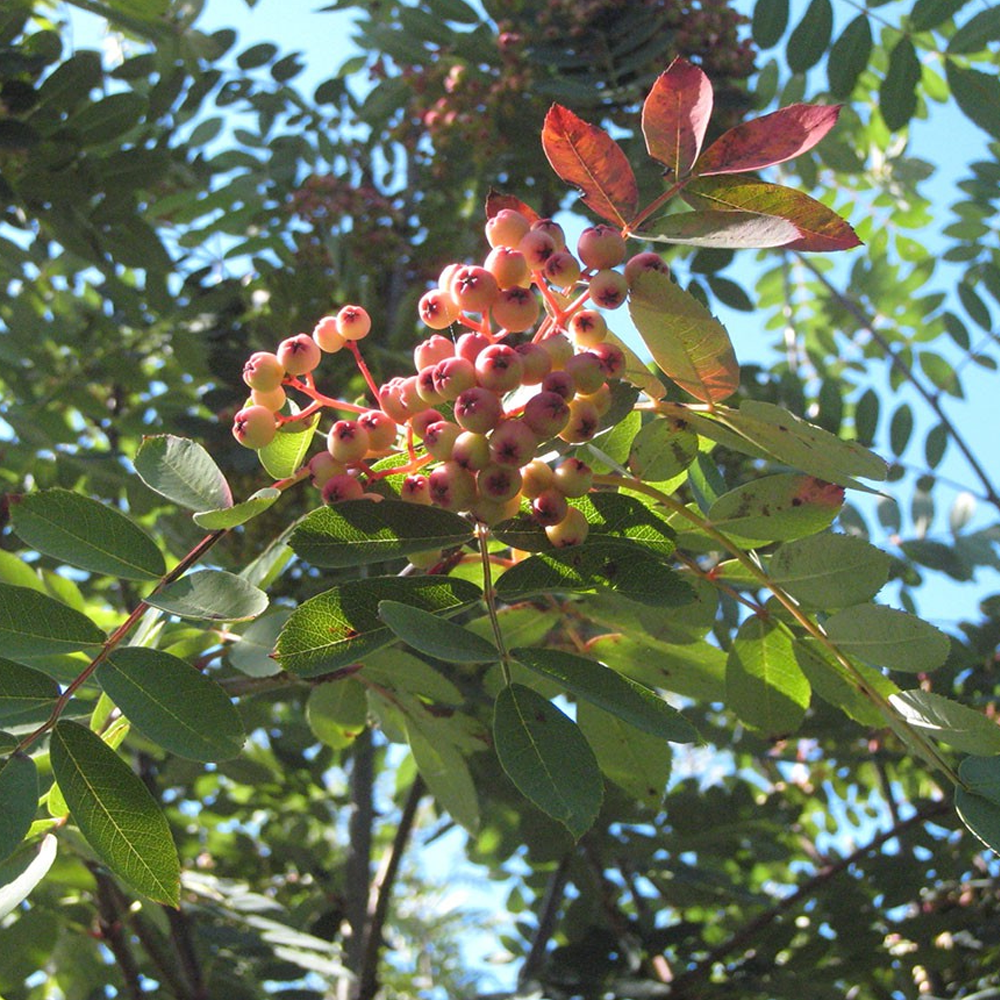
(890, 690), (1000, 755)
(694, 103), (840, 175)
(11, 489), (165, 581)
(542, 104), (638, 227)
(824, 604), (951, 672)
(628, 416), (699, 482)
(50, 721), (180, 905)
(628, 269), (739, 402)
(0, 834), (57, 921)
(193, 488), (282, 529)
(636, 209), (801, 249)
(146, 570), (268, 622)
(257, 413), (319, 480)
(641, 58), (713, 177)
(97, 648), (246, 761)
(727, 616), (809, 734)
(493, 683), (602, 839)
(134, 435), (233, 511)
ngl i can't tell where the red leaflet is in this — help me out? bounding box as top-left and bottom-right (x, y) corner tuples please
(682, 176), (862, 251)
(694, 104), (842, 176)
(485, 190), (540, 224)
(641, 58), (714, 178)
(541, 104), (639, 228)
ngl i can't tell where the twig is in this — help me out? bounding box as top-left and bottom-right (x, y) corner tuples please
(345, 729), (376, 980)
(91, 867), (145, 1000)
(518, 852), (572, 990)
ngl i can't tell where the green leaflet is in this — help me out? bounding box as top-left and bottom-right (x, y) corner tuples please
(11, 489), (165, 581)
(786, 0), (832, 73)
(0, 755), (38, 864)
(880, 37), (920, 132)
(628, 417), (699, 482)
(629, 269), (740, 403)
(378, 601), (498, 663)
(512, 647), (698, 743)
(824, 604), (951, 673)
(956, 756), (1000, 854)
(727, 617), (810, 735)
(193, 487), (282, 529)
(890, 690), (1000, 755)
(0, 584), (105, 659)
(290, 500), (474, 568)
(769, 532), (892, 609)
(406, 717), (480, 834)
(709, 473), (843, 544)
(146, 570), (268, 622)
(577, 701), (672, 809)
(257, 413), (318, 479)
(493, 683), (603, 840)
(97, 647), (246, 761)
(50, 721), (180, 905)
(276, 576), (482, 677)
(134, 435), (233, 511)
(307, 680), (369, 749)
(0, 659), (60, 726)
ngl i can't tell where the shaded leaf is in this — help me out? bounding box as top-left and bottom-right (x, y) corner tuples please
(193, 488), (282, 529)
(0, 584), (105, 659)
(957, 756), (1000, 853)
(11, 489), (165, 581)
(290, 500), (474, 568)
(727, 617), (809, 734)
(542, 104), (638, 227)
(277, 577), (482, 676)
(770, 533), (892, 608)
(512, 647), (698, 743)
(824, 604), (951, 672)
(406, 720), (480, 833)
(786, 0), (833, 74)
(50, 721), (180, 905)
(493, 683), (603, 839)
(881, 38), (921, 131)
(628, 269), (739, 402)
(134, 435), (233, 511)
(0, 834), (57, 921)
(145, 570), (268, 622)
(0, 755), (37, 864)
(682, 176), (861, 251)
(307, 679), (368, 749)
(0, 659), (60, 726)
(641, 58), (713, 177)
(828, 15), (872, 98)
(97, 648), (245, 761)
(891, 690), (1000, 755)
(637, 209), (801, 249)
(948, 7), (1000, 53)
(604, 328), (667, 400)
(911, 0), (971, 30)
(695, 103), (840, 176)
(709, 473), (844, 543)
(753, 0), (789, 47)
(378, 601), (496, 662)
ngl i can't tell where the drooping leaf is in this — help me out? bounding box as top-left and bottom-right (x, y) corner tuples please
(406, 719), (480, 833)
(50, 721), (180, 905)
(727, 616), (810, 734)
(577, 701), (672, 809)
(145, 570), (268, 622)
(946, 62), (1000, 140)
(257, 412), (320, 479)
(880, 38), (921, 132)
(97, 647), (245, 761)
(378, 601), (498, 663)
(769, 533), (892, 609)
(512, 647), (698, 743)
(889, 690), (1000, 755)
(192, 487), (282, 529)
(134, 435), (233, 511)
(628, 416), (699, 482)
(694, 103), (840, 176)
(682, 176), (861, 251)
(0, 755), (37, 864)
(628, 269), (739, 403)
(785, 0), (833, 74)
(636, 209), (801, 249)
(641, 58), (713, 177)
(828, 15), (872, 98)
(541, 104), (638, 227)
(277, 577), (482, 676)
(824, 604), (951, 673)
(0, 584), (105, 659)
(0, 834), (58, 921)
(496, 540), (691, 607)
(10, 489), (165, 581)
(493, 683), (603, 839)
(307, 679), (369, 749)
(290, 500), (474, 568)
(0, 659), (60, 726)
(709, 473), (844, 544)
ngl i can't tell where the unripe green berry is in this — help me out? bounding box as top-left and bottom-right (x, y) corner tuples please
(232, 405), (277, 449)
(577, 382), (612, 417)
(538, 333), (574, 369)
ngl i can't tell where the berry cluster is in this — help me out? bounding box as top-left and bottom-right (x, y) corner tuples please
(233, 207), (670, 547)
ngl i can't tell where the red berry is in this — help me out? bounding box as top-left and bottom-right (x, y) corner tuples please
(477, 462), (522, 502)
(532, 488), (569, 527)
(475, 344), (524, 393)
(322, 473), (366, 504)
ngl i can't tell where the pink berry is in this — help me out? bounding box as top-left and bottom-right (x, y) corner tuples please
(485, 208), (531, 249)
(522, 390), (571, 439)
(418, 288), (460, 330)
(327, 419), (371, 463)
(588, 269), (628, 310)
(416, 365), (446, 406)
(309, 452), (347, 487)
(232, 405), (277, 449)
(414, 334), (454, 371)
(428, 461), (476, 511)
(517, 229), (556, 268)
(454, 387), (504, 434)
(559, 398), (601, 443)
(410, 408), (445, 440)
(484, 246), (531, 289)
(359, 409), (398, 451)
(577, 225), (627, 270)
(455, 332), (491, 364)
(243, 351), (285, 391)
(541, 369), (576, 400)
(590, 342), (626, 379)
(313, 316), (346, 353)
(432, 356), (477, 400)
(543, 250), (582, 291)
(450, 265), (499, 314)
(492, 286), (540, 333)
(532, 488), (569, 527)
(323, 473), (365, 504)
(477, 462), (522, 502)
(489, 418), (538, 467)
(514, 342), (552, 385)
(423, 420), (462, 460)
(553, 457), (594, 498)
(336, 305), (372, 341)
(475, 344), (524, 393)
(277, 334), (321, 376)
(452, 431), (491, 470)
(564, 352), (606, 395)
(400, 474), (432, 505)
(624, 251), (670, 286)
(530, 217), (566, 251)
(568, 309), (608, 348)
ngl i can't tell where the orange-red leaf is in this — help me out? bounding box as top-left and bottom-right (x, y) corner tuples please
(485, 190), (540, 225)
(542, 104), (639, 227)
(694, 104), (841, 176)
(641, 58), (714, 178)
(682, 176), (861, 251)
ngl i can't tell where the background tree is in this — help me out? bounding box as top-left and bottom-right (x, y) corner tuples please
(0, 1), (999, 999)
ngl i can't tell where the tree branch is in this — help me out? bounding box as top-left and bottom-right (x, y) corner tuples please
(91, 867), (145, 1000)
(345, 728), (376, 981)
(518, 852), (572, 990)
